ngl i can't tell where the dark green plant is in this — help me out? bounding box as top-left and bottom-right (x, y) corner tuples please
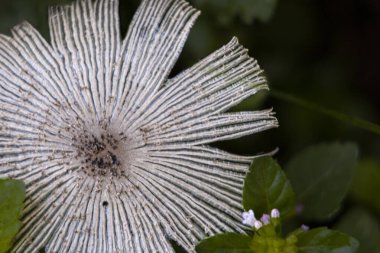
(196, 151), (360, 253)
(0, 179), (25, 253)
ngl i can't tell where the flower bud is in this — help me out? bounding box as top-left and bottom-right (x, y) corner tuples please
(260, 214), (271, 225)
(242, 210), (256, 227)
(271, 208), (280, 218)
(254, 220), (263, 230)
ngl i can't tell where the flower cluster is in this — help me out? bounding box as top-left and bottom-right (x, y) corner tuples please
(242, 208), (280, 230)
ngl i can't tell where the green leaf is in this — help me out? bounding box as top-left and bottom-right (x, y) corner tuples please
(286, 142), (358, 221)
(243, 157), (295, 218)
(0, 179), (25, 253)
(350, 159), (380, 215)
(196, 233), (252, 253)
(250, 224), (299, 253)
(335, 207), (380, 253)
(297, 227), (359, 253)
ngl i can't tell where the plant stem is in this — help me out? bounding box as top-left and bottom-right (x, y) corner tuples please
(269, 89), (380, 136)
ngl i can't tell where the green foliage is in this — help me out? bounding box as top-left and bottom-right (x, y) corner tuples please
(297, 227), (359, 253)
(335, 207), (380, 253)
(0, 179), (25, 253)
(286, 143), (358, 221)
(243, 157), (295, 218)
(191, 0), (277, 24)
(250, 222), (298, 253)
(196, 155), (358, 253)
(350, 159), (380, 215)
(196, 221), (358, 253)
(195, 233), (252, 253)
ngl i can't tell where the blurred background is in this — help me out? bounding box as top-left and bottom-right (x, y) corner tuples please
(0, 0), (379, 252)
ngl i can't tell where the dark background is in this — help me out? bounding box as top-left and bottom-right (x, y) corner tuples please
(1, 0), (379, 252)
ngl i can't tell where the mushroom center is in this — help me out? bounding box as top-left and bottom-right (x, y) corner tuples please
(74, 131), (125, 177)
(87, 136), (121, 176)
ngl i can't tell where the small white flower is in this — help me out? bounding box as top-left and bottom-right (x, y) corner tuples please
(242, 210), (256, 226)
(0, 0), (277, 252)
(301, 224), (310, 231)
(253, 220), (263, 230)
(260, 213), (271, 225)
(271, 208), (281, 218)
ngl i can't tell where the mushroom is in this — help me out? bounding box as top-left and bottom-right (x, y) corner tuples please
(0, 0), (277, 252)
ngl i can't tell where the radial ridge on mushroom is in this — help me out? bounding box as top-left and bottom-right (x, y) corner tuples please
(0, 0), (278, 252)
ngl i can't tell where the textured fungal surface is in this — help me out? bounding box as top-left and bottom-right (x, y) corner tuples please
(0, 0), (278, 252)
